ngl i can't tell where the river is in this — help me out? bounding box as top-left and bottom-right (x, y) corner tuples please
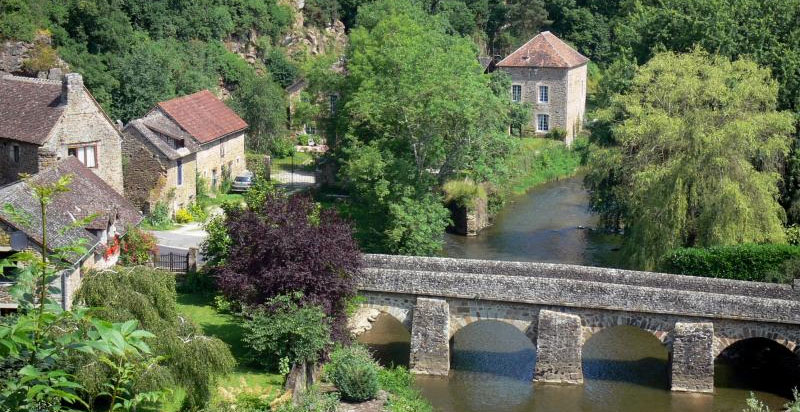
(359, 175), (793, 412)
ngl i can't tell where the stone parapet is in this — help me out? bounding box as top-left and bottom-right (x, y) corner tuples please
(357, 267), (800, 325)
(362, 254), (795, 300)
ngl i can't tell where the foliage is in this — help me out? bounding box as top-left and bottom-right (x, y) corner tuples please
(215, 192), (361, 340)
(143, 201), (173, 230)
(119, 226), (157, 266)
(21, 42), (61, 75)
(378, 367), (434, 412)
(303, 0), (341, 27)
(242, 170), (276, 210)
(443, 179), (486, 208)
(545, 128), (567, 141)
(585, 49), (794, 269)
(337, 0), (512, 255)
(189, 202), (208, 222)
(273, 386), (339, 412)
(175, 208), (194, 224)
(264, 48), (299, 88)
(75, 267), (235, 410)
(745, 389), (800, 412)
(660, 244), (800, 283)
(230, 74), (288, 153)
(201, 213), (233, 268)
(326, 345), (379, 402)
(788, 226), (800, 246)
(242, 294), (331, 370)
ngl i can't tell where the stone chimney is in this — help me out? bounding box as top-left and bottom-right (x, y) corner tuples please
(61, 72), (83, 105)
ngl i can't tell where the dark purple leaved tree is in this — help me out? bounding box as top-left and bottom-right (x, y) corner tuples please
(216, 192), (362, 340)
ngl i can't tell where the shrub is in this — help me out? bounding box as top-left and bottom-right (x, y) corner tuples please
(242, 294), (331, 370)
(120, 226), (158, 265)
(443, 178), (487, 208)
(378, 367), (433, 412)
(545, 128), (567, 141)
(269, 136), (295, 158)
(787, 225), (800, 245)
(175, 208), (194, 223)
(216, 193), (361, 341)
(189, 202), (207, 222)
(326, 345), (379, 402)
(298, 134), (310, 146)
(145, 201), (173, 228)
(660, 243), (800, 282)
(274, 386), (338, 412)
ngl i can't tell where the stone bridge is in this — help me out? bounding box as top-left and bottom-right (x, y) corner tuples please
(352, 254), (800, 393)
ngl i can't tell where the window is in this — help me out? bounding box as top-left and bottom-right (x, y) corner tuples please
(537, 114), (550, 132)
(9, 145), (19, 163)
(177, 159), (183, 186)
(68, 145), (97, 168)
(512, 85), (522, 102)
(220, 141), (225, 157)
(330, 94), (339, 113)
(539, 85), (549, 103)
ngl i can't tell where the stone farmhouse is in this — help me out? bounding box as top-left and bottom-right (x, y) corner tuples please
(121, 90), (247, 215)
(495, 31), (589, 145)
(0, 73), (124, 192)
(0, 157), (142, 311)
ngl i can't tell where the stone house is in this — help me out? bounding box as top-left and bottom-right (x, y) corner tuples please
(495, 31), (589, 145)
(0, 73), (124, 192)
(0, 157), (142, 311)
(121, 90), (247, 214)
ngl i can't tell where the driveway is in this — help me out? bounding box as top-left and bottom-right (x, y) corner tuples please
(151, 222), (207, 250)
(274, 169), (316, 194)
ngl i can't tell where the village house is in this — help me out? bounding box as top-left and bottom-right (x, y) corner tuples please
(0, 157), (142, 311)
(495, 31), (589, 145)
(121, 90), (248, 214)
(0, 73), (125, 192)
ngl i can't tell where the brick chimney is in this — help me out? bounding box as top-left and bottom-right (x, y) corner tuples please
(61, 73), (83, 105)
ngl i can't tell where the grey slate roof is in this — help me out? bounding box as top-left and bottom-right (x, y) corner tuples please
(0, 157), (142, 263)
(0, 75), (64, 145)
(124, 111), (198, 160)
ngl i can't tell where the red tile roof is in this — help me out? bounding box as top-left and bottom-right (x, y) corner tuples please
(157, 90), (247, 144)
(0, 76), (65, 145)
(497, 31), (589, 69)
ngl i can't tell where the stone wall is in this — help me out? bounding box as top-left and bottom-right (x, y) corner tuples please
(501, 67), (567, 136)
(447, 196), (489, 236)
(0, 138), (39, 186)
(565, 64), (587, 143)
(42, 74), (124, 193)
(195, 132), (247, 190)
(121, 128), (169, 212)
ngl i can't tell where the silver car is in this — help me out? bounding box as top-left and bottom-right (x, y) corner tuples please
(230, 172), (253, 192)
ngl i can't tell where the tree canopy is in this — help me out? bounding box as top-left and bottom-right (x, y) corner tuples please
(585, 49), (794, 269)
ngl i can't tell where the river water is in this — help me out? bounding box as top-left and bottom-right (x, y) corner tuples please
(359, 176), (793, 412)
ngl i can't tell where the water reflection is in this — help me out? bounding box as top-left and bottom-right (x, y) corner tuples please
(359, 314), (792, 412)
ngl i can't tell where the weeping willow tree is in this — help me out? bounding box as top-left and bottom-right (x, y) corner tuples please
(585, 48), (795, 269)
(73, 266), (235, 409)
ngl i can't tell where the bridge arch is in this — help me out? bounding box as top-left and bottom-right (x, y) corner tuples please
(351, 301), (412, 337)
(447, 300), (534, 342)
(580, 313), (673, 349)
(713, 326), (800, 358)
(449, 319), (538, 380)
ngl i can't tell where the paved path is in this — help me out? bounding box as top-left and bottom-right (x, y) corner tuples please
(274, 169), (316, 193)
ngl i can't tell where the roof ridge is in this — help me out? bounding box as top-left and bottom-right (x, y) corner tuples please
(497, 33), (543, 66)
(1, 74), (61, 85)
(542, 32), (569, 66)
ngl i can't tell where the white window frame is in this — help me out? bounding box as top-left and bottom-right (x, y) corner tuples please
(539, 85), (549, 103)
(537, 114), (550, 132)
(68, 145), (98, 168)
(512, 85), (522, 102)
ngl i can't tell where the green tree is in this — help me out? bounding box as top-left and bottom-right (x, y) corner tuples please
(337, 0), (510, 254)
(585, 49), (795, 269)
(230, 74), (287, 153)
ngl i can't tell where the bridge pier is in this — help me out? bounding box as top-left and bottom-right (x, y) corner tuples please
(409, 297), (450, 376)
(534, 310), (584, 384)
(670, 322), (714, 393)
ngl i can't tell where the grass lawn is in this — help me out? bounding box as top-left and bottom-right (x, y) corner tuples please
(271, 151), (315, 173)
(505, 137), (584, 195)
(176, 293), (284, 403)
(199, 192), (245, 210)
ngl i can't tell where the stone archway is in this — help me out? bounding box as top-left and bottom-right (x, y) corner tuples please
(580, 313), (674, 349)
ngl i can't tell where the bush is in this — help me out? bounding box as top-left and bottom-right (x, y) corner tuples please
(787, 225), (800, 245)
(326, 345), (379, 402)
(545, 128), (567, 141)
(274, 386), (338, 412)
(189, 202), (208, 222)
(660, 243), (800, 282)
(242, 294), (331, 370)
(378, 367), (433, 412)
(298, 134), (310, 146)
(443, 178), (486, 208)
(145, 201), (173, 228)
(175, 208), (194, 223)
(120, 226), (158, 265)
(269, 136), (295, 158)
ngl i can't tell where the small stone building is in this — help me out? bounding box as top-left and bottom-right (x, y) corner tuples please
(121, 90), (247, 214)
(496, 31), (589, 145)
(0, 157), (142, 311)
(0, 73), (125, 192)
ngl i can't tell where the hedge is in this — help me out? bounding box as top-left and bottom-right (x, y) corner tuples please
(659, 243), (800, 283)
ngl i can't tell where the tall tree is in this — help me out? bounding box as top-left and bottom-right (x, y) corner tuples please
(585, 49), (795, 269)
(337, 0), (511, 255)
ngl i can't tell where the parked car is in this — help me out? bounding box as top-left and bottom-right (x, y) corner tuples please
(231, 171), (253, 192)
